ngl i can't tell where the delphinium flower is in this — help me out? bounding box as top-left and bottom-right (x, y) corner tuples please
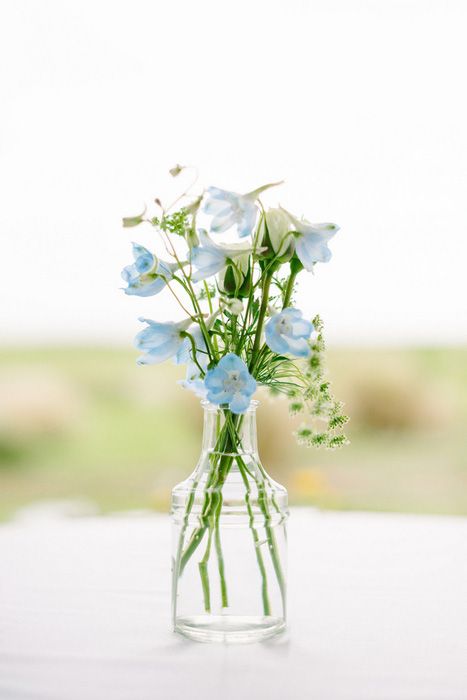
(122, 243), (177, 296)
(175, 323), (209, 370)
(190, 229), (254, 282)
(203, 182), (283, 238)
(265, 308), (314, 357)
(204, 353), (257, 414)
(259, 208), (339, 270)
(134, 317), (192, 365)
(178, 361), (207, 398)
(281, 208), (339, 270)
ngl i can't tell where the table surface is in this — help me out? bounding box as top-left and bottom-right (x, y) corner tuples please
(1, 508), (466, 700)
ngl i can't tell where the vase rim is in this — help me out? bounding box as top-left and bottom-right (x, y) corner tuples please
(200, 399), (260, 412)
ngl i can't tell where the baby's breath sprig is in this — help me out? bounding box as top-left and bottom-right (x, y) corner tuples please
(151, 209), (189, 237)
(290, 315), (349, 449)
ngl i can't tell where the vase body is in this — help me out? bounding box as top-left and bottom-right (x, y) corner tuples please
(171, 401), (288, 643)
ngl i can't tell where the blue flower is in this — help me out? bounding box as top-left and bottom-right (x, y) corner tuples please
(203, 182), (283, 238)
(134, 317), (191, 365)
(122, 243), (176, 297)
(175, 324), (208, 368)
(204, 353), (257, 414)
(265, 308), (314, 357)
(190, 229), (253, 283)
(283, 210), (339, 271)
(178, 361), (208, 398)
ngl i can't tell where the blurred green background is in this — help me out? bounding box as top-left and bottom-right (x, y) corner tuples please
(1, 346), (466, 521)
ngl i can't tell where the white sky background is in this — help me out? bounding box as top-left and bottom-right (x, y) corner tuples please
(0, 0), (466, 347)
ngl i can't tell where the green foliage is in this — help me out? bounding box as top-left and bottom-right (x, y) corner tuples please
(151, 209), (189, 237)
(198, 283), (216, 301)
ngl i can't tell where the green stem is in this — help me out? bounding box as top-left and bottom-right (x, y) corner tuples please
(181, 332), (206, 375)
(214, 515), (228, 608)
(282, 269), (298, 308)
(236, 455), (271, 616)
(198, 527), (213, 612)
(249, 271), (273, 373)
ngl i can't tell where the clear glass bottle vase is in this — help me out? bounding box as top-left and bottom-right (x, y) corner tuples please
(171, 400), (288, 643)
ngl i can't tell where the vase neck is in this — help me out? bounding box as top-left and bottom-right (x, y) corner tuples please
(200, 401), (259, 458)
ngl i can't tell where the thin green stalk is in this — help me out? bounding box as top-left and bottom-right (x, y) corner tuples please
(282, 269), (298, 308)
(181, 331), (206, 375)
(214, 510), (228, 608)
(179, 420), (236, 573)
(249, 271), (274, 373)
(236, 456), (271, 616)
(257, 480), (286, 610)
(226, 414), (285, 615)
(198, 527), (213, 612)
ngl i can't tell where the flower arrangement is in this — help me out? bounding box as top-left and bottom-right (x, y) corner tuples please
(121, 166), (349, 636)
(121, 166), (349, 448)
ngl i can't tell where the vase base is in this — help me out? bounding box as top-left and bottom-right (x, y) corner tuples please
(175, 615), (285, 644)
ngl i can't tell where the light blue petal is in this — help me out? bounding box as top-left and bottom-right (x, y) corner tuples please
(281, 308), (302, 321)
(265, 322), (289, 354)
(229, 392), (251, 414)
(295, 234), (332, 270)
(285, 336), (311, 358)
(121, 263), (138, 283)
(134, 251), (155, 274)
(155, 260), (174, 279)
(207, 389), (234, 405)
(242, 373), (257, 395)
(203, 200), (231, 216)
(220, 353), (246, 372)
(210, 210), (236, 233)
(136, 338), (180, 364)
(192, 263), (225, 282)
(237, 203), (258, 238)
(291, 319), (314, 338)
(206, 186), (235, 201)
(124, 278), (166, 297)
(131, 242), (151, 261)
(134, 322), (174, 349)
(205, 367), (228, 391)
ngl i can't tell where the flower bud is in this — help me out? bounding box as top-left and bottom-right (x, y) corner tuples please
(259, 208), (294, 262)
(218, 253), (251, 297)
(122, 206), (146, 228)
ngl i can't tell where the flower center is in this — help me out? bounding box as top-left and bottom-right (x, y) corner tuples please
(278, 317), (292, 335)
(224, 370), (244, 393)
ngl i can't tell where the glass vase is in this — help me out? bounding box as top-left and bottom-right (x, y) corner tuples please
(171, 400), (288, 643)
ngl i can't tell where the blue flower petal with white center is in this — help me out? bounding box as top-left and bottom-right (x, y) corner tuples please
(134, 317), (190, 365)
(204, 353), (256, 414)
(283, 213), (338, 271)
(203, 186), (259, 238)
(229, 392), (251, 414)
(265, 308), (314, 358)
(190, 230), (254, 283)
(122, 243), (176, 297)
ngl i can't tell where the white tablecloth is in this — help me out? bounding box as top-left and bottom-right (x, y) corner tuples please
(1, 509), (466, 700)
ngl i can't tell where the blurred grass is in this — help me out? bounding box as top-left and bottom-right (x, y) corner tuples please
(0, 346), (466, 520)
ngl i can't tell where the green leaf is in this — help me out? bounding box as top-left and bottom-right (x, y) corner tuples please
(122, 207), (146, 228)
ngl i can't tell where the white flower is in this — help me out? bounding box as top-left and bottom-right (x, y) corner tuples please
(220, 297), (244, 315)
